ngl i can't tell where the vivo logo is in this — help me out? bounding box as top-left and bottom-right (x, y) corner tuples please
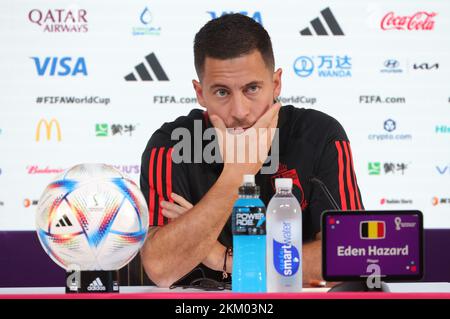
(31, 57), (87, 76)
(436, 165), (449, 175)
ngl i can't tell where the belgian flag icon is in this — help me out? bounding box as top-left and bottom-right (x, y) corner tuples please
(360, 221), (385, 239)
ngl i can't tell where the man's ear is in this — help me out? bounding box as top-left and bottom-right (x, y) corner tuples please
(192, 80), (206, 108)
(273, 68), (282, 100)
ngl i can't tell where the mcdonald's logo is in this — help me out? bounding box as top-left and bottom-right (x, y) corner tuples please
(35, 118), (62, 142)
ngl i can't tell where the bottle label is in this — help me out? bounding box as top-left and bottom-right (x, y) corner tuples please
(273, 222), (300, 276)
(232, 206), (266, 235)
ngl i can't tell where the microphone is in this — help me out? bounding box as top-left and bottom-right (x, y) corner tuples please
(309, 177), (340, 210)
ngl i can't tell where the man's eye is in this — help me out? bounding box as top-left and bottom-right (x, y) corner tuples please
(215, 89), (228, 97)
(247, 86), (259, 93)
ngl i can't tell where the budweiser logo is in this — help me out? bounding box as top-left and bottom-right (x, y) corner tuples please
(381, 11), (437, 30)
(27, 165), (64, 174)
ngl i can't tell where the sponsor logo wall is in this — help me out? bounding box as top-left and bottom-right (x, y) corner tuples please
(0, 0), (449, 229)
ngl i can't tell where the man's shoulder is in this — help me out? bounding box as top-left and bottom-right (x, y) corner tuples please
(144, 108), (205, 149)
(159, 108), (205, 135)
(281, 105), (348, 142)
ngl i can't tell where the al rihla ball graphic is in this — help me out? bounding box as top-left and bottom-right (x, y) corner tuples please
(35, 163), (149, 292)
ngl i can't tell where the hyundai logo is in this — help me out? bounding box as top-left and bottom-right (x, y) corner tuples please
(384, 60), (399, 69)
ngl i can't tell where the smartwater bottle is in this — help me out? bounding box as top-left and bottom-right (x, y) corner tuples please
(232, 175), (266, 292)
(266, 178), (302, 292)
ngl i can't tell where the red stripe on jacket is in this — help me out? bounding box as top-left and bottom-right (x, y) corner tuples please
(343, 141), (356, 210)
(335, 141), (347, 210)
(148, 148), (157, 225)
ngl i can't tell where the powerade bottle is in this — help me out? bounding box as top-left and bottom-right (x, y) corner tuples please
(232, 175), (267, 293)
(266, 178), (302, 292)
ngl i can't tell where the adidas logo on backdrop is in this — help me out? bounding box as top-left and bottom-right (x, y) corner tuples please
(300, 7), (344, 36)
(124, 52), (169, 81)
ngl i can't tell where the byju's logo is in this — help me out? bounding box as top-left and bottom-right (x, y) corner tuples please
(111, 165), (140, 175)
(299, 7), (344, 36)
(380, 59), (403, 73)
(28, 8), (88, 33)
(207, 11), (262, 25)
(132, 7), (161, 36)
(31, 57), (87, 76)
(293, 55), (351, 78)
(124, 53), (168, 81)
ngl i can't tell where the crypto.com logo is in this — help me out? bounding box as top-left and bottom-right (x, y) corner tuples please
(36, 118), (62, 142)
(171, 120), (279, 174)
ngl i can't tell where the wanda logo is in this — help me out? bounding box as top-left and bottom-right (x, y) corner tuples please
(381, 11), (437, 30)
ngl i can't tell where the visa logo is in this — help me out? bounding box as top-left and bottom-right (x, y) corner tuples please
(206, 11), (263, 25)
(31, 57), (88, 76)
(436, 165), (449, 175)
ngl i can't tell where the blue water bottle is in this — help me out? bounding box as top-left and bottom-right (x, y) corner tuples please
(232, 174), (266, 292)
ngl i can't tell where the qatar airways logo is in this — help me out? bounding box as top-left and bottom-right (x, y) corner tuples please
(28, 9), (88, 32)
(381, 11), (437, 31)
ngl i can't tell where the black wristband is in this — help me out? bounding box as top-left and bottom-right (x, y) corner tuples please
(222, 247), (232, 279)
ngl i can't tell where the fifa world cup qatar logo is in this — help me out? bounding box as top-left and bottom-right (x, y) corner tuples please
(381, 12), (437, 31)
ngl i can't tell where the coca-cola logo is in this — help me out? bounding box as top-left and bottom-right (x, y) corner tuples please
(27, 165), (64, 174)
(28, 9), (88, 32)
(381, 11), (437, 31)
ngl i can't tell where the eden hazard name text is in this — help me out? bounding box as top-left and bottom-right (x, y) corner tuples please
(337, 245), (409, 257)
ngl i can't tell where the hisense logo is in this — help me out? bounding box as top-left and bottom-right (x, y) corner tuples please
(435, 125), (450, 134)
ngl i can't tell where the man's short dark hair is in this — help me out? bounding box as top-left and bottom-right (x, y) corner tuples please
(194, 13), (275, 79)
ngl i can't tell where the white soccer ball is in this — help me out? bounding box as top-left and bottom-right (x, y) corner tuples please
(35, 163), (149, 271)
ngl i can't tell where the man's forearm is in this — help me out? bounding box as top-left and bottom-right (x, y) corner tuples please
(201, 241), (232, 273)
(204, 237), (320, 280)
(141, 171), (241, 287)
(302, 239), (322, 284)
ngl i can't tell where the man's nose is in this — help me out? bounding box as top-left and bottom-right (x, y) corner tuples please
(230, 94), (250, 123)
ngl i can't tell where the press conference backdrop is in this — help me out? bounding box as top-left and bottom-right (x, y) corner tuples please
(0, 0), (449, 230)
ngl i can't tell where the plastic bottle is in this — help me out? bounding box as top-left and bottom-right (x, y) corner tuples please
(266, 178), (302, 292)
(232, 174), (266, 292)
